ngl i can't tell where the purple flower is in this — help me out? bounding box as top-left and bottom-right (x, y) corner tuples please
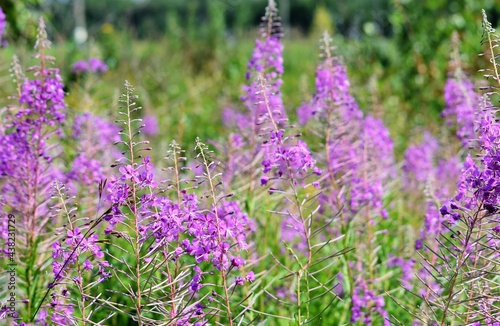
(0, 22), (69, 276)
(222, 107), (248, 130)
(234, 276), (245, 286)
(107, 176), (130, 205)
(351, 277), (390, 325)
(51, 222), (109, 282)
(68, 113), (120, 194)
(72, 58), (107, 74)
(68, 154), (105, 186)
(52, 241), (62, 259)
(83, 260), (93, 271)
(297, 102), (314, 125)
(406, 132), (461, 250)
(246, 271), (255, 282)
(137, 156), (157, 187)
(88, 58), (108, 73)
(72, 60), (89, 74)
(231, 256), (244, 267)
(226, 8), (286, 139)
(35, 309), (49, 325)
(72, 113), (121, 149)
(442, 73), (480, 145)
(387, 255), (416, 290)
(119, 165), (140, 183)
(402, 132), (439, 191)
(142, 114), (159, 136)
(261, 132), (321, 182)
(304, 51), (394, 221)
(66, 228), (82, 246)
(191, 281), (201, 292)
(310, 63), (363, 124)
(0, 6), (6, 47)
(18, 72), (66, 124)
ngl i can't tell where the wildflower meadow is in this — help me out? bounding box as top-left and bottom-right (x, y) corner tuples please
(1, 1), (500, 325)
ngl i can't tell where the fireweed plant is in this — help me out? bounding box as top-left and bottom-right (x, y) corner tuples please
(71, 59), (108, 75)
(221, 2), (348, 324)
(0, 6), (6, 47)
(297, 32), (395, 325)
(394, 11), (500, 326)
(0, 18), (67, 321)
(414, 11), (500, 325)
(400, 37), (476, 322)
(2, 1), (500, 325)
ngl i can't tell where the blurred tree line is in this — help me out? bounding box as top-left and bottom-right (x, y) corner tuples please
(39, 0), (392, 39)
(3, 0), (499, 60)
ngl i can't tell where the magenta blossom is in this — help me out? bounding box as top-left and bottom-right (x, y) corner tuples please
(72, 58), (108, 74)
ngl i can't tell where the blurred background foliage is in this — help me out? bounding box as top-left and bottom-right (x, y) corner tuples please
(1, 0), (500, 156)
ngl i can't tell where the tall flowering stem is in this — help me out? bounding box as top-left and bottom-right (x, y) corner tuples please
(442, 68), (480, 146)
(110, 81), (147, 324)
(219, 0), (285, 198)
(195, 139), (234, 325)
(98, 82), (254, 325)
(300, 32), (395, 324)
(261, 76), (308, 324)
(403, 133), (461, 321)
(257, 73), (344, 324)
(32, 181), (111, 325)
(415, 11), (500, 325)
(0, 18), (66, 320)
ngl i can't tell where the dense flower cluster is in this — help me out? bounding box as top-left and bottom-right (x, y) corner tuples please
(17, 68), (66, 127)
(0, 19), (67, 216)
(51, 227), (110, 283)
(184, 199), (253, 275)
(36, 291), (76, 326)
(68, 154), (105, 186)
(442, 72), (480, 145)
(314, 60), (364, 163)
(261, 132), (321, 185)
(0, 6), (6, 47)
(104, 156), (156, 230)
(350, 276), (390, 326)
(72, 112), (120, 148)
(72, 58), (108, 74)
(416, 12), (500, 319)
(345, 115), (394, 218)
(441, 98), (499, 218)
(402, 132), (439, 191)
(104, 126), (255, 322)
(135, 188), (254, 283)
(297, 58), (362, 125)
(403, 132), (461, 249)
(67, 113), (120, 189)
(0, 20), (84, 326)
(241, 27), (285, 122)
(221, 0), (285, 138)
(304, 55), (394, 219)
